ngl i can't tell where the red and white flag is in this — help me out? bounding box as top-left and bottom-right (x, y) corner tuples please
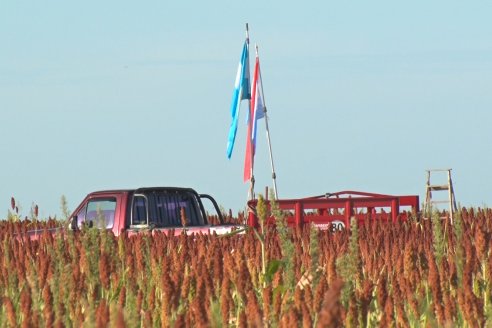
(244, 56), (265, 182)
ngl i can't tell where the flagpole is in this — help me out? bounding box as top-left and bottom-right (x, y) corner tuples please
(245, 23), (255, 201)
(257, 45), (279, 199)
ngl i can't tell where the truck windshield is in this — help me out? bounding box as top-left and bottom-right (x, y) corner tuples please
(132, 190), (206, 227)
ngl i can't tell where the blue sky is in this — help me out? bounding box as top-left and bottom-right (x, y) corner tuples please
(1, 1), (491, 218)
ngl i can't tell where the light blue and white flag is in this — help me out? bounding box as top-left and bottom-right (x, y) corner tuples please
(226, 41), (250, 159)
(251, 56), (265, 153)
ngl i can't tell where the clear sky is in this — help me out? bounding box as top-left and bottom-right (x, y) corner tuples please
(1, 1), (491, 218)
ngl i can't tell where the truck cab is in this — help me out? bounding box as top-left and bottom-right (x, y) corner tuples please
(70, 187), (238, 236)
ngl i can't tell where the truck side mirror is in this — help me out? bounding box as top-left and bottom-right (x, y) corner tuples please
(69, 216), (78, 230)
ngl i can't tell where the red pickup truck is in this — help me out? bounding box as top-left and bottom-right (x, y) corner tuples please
(65, 187), (241, 236)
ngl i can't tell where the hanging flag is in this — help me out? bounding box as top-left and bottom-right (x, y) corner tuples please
(226, 41), (251, 159)
(243, 55), (265, 182)
(243, 112), (254, 182)
(251, 57), (265, 152)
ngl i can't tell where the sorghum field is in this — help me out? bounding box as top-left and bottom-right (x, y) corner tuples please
(1, 199), (492, 327)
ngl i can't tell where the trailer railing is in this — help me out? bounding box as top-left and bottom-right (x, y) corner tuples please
(247, 191), (420, 229)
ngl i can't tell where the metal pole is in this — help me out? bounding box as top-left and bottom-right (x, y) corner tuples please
(256, 46), (279, 199)
(245, 23), (255, 201)
(263, 109), (278, 199)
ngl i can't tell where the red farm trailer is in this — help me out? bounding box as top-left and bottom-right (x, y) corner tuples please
(247, 190), (420, 230)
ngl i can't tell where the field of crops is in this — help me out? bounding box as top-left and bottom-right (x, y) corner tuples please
(1, 202), (492, 327)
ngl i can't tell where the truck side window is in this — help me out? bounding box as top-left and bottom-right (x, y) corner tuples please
(132, 196), (148, 225)
(85, 198), (117, 229)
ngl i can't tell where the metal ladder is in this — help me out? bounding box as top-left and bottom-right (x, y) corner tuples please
(424, 169), (458, 223)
